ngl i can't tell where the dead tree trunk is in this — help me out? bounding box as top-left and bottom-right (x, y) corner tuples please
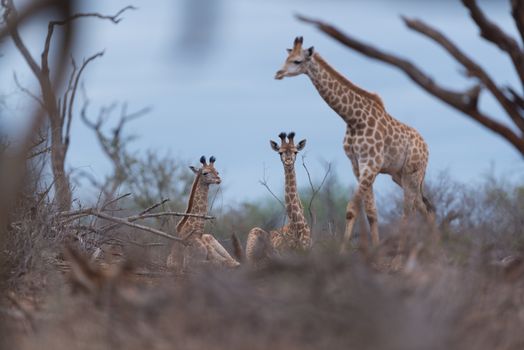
(1, 0), (134, 210)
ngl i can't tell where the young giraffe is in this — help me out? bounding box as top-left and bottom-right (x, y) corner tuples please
(275, 37), (435, 248)
(166, 156), (239, 269)
(246, 132), (311, 264)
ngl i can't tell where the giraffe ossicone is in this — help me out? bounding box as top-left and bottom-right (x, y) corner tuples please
(275, 37), (435, 249)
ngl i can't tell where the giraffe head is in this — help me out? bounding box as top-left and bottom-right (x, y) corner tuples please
(270, 132), (306, 168)
(189, 156), (221, 185)
(275, 36), (315, 80)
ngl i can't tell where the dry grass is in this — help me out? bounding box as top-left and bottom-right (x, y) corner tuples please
(2, 225), (523, 350)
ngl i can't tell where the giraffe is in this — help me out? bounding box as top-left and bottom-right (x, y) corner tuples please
(275, 37), (435, 249)
(245, 132), (311, 264)
(166, 156), (239, 270)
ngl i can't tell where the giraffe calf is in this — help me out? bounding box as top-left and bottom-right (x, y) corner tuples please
(166, 156), (239, 271)
(245, 132), (312, 265)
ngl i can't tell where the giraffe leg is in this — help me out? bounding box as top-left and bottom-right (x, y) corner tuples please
(201, 234), (240, 268)
(401, 168), (421, 221)
(246, 227), (273, 265)
(342, 166), (378, 252)
(363, 186), (379, 246)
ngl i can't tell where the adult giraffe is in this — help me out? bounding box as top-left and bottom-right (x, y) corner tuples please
(275, 36), (434, 248)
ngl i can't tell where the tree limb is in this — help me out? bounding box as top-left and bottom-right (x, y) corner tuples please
(512, 0), (524, 46)
(64, 51), (104, 148)
(462, 0), (524, 88)
(59, 208), (186, 244)
(41, 6), (135, 76)
(403, 16), (524, 133)
(2, 0), (42, 81)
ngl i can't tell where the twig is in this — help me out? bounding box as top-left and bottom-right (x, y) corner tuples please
(301, 156), (332, 228)
(13, 71), (44, 108)
(139, 198), (169, 215)
(259, 167), (285, 209)
(137, 212), (215, 220)
(64, 51), (105, 146)
(101, 192), (131, 211)
(26, 146), (51, 159)
(75, 208), (185, 244)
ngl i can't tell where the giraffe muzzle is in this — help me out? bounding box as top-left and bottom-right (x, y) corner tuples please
(275, 70), (285, 80)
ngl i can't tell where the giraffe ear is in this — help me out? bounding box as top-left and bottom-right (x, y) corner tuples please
(307, 46), (314, 57)
(296, 139), (307, 151)
(270, 140), (279, 152)
(189, 166), (199, 174)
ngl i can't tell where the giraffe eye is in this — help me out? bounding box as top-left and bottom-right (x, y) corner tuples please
(202, 172), (210, 176)
(293, 60), (302, 65)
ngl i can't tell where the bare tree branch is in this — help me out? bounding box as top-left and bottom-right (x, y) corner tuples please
(41, 6), (135, 76)
(259, 167), (285, 209)
(80, 95), (150, 202)
(139, 198), (170, 215)
(1, 0), (133, 210)
(512, 0), (524, 46)
(64, 51), (104, 147)
(462, 0), (524, 88)
(72, 209), (185, 244)
(297, 14), (524, 156)
(101, 192), (131, 211)
(301, 156), (331, 229)
(2, 0), (42, 80)
(26, 146), (51, 160)
(402, 16), (524, 133)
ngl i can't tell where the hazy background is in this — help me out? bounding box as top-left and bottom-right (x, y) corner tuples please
(1, 0), (522, 205)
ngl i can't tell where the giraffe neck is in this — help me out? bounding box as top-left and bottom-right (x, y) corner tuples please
(305, 52), (385, 125)
(176, 174), (210, 235)
(283, 164), (311, 246)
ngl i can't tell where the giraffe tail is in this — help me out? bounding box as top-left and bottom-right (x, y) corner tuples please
(422, 194), (435, 214)
(231, 233), (244, 263)
(420, 180), (436, 215)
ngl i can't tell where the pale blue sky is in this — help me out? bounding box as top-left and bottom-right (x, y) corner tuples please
(1, 0), (523, 205)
